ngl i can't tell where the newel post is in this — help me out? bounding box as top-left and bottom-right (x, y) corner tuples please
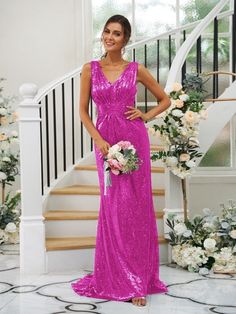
(18, 83), (46, 274)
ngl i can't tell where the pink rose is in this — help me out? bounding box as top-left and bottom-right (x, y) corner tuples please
(117, 140), (131, 149)
(175, 99), (184, 108)
(107, 159), (123, 170)
(179, 153), (190, 162)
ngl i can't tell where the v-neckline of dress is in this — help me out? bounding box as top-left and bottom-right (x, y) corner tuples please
(96, 60), (133, 86)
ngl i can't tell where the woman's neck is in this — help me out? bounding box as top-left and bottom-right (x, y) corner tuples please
(103, 52), (125, 65)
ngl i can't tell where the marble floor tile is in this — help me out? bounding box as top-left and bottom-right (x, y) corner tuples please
(0, 244), (235, 314)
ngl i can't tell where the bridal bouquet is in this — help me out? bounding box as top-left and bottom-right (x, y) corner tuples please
(103, 140), (141, 195)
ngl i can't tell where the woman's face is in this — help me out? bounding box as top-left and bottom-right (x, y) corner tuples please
(102, 22), (126, 53)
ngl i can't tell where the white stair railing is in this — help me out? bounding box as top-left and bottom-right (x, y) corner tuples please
(159, 0), (232, 232)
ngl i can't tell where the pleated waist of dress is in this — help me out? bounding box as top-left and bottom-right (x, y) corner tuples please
(97, 109), (127, 120)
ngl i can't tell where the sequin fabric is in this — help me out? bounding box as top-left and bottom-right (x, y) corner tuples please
(71, 60), (168, 301)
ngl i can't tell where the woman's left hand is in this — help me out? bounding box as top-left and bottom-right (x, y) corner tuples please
(124, 106), (147, 121)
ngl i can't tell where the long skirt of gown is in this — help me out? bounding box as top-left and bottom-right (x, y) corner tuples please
(71, 60), (168, 301)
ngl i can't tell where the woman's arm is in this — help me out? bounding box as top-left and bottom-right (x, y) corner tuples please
(79, 63), (110, 155)
(125, 63), (171, 121)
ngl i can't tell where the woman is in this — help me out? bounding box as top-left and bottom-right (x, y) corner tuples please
(71, 14), (171, 307)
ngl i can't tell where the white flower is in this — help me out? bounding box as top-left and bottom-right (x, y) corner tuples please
(185, 160), (196, 168)
(203, 222), (214, 230)
(0, 229), (9, 244)
(0, 172), (7, 180)
(183, 229), (192, 237)
(166, 156), (178, 167)
(179, 153), (190, 162)
(16, 189), (21, 195)
(221, 221), (229, 229)
(0, 107), (7, 115)
(107, 145), (120, 158)
(199, 267), (209, 275)
(229, 230), (236, 239)
(5, 222), (17, 233)
(0, 141), (10, 151)
(172, 82), (182, 92)
(2, 156), (11, 162)
(172, 109), (184, 117)
(179, 94), (189, 102)
(183, 111), (200, 125)
(203, 238), (216, 250)
(174, 223), (187, 235)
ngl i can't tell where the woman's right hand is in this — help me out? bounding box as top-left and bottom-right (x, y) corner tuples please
(94, 138), (110, 157)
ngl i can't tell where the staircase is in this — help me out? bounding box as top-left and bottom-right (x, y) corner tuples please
(18, 0), (235, 274)
(43, 142), (169, 272)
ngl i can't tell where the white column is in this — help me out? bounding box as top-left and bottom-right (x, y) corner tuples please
(18, 83), (46, 274)
(163, 169), (186, 238)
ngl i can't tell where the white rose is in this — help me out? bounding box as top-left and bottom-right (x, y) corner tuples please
(0, 172), (7, 180)
(172, 109), (184, 117)
(108, 144), (121, 157)
(174, 223), (187, 235)
(0, 141), (10, 151)
(2, 157), (11, 162)
(166, 156), (178, 167)
(199, 267), (209, 275)
(179, 153), (190, 162)
(203, 238), (216, 250)
(0, 229), (9, 243)
(183, 229), (192, 237)
(179, 94), (189, 102)
(0, 107), (7, 115)
(183, 111), (200, 124)
(172, 82), (182, 92)
(5, 222), (17, 233)
(229, 230), (236, 239)
(185, 160), (196, 168)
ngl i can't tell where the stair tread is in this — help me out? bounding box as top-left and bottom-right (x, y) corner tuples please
(75, 164), (165, 173)
(50, 185), (165, 196)
(44, 209), (164, 220)
(46, 235), (168, 251)
(150, 144), (165, 151)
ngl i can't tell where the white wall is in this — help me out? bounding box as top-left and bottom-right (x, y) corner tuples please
(188, 176), (236, 217)
(0, 0), (92, 199)
(0, 0), (92, 97)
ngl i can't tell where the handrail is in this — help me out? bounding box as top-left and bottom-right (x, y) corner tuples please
(165, 0), (230, 90)
(33, 7), (233, 103)
(203, 71), (236, 102)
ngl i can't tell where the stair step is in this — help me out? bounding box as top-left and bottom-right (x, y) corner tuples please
(150, 144), (165, 152)
(45, 235), (168, 251)
(75, 164), (165, 173)
(43, 209), (164, 220)
(50, 185), (165, 196)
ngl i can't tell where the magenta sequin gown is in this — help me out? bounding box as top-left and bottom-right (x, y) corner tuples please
(71, 60), (168, 301)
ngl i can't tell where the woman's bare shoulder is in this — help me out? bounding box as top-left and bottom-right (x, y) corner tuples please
(81, 62), (92, 78)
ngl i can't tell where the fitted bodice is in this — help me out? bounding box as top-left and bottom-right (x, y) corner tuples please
(90, 60), (138, 119)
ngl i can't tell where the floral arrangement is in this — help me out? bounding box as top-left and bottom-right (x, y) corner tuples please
(167, 200), (236, 274)
(0, 77), (21, 245)
(149, 73), (208, 179)
(103, 140), (142, 195)
(0, 190), (21, 245)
